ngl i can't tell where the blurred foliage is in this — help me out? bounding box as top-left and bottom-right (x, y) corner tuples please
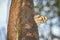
(54, 0), (60, 8)
(46, 2), (50, 7)
(54, 0), (60, 17)
(58, 11), (60, 17)
(33, 0), (60, 40)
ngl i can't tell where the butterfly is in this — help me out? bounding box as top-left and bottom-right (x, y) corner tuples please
(34, 15), (48, 24)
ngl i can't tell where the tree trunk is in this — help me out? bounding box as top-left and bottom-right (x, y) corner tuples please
(7, 0), (23, 40)
(7, 0), (39, 40)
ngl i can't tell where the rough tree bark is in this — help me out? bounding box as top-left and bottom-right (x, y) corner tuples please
(7, 0), (23, 40)
(7, 0), (39, 40)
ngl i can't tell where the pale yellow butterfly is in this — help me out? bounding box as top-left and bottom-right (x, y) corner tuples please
(34, 15), (48, 24)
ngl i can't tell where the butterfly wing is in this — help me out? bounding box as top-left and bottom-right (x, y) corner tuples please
(34, 15), (48, 24)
